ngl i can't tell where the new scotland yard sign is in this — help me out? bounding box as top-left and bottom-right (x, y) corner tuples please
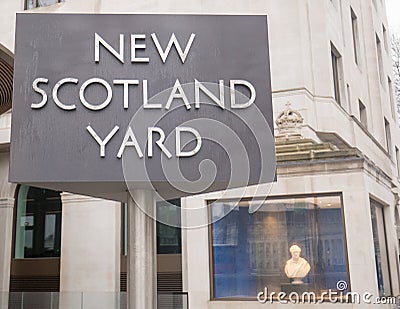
(10, 14), (275, 202)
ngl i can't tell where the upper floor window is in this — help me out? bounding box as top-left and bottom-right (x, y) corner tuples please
(14, 185), (62, 258)
(395, 146), (400, 178)
(384, 117), (392, 155)
(359, 100), (368, 128)
(350, 7), (360, 65)
(376, 34), (385, 85)
(25, 0), (63, 10)
(388, 77), (396, 120)
(382, 24), (388, 53)
(331, 44), (343, 105)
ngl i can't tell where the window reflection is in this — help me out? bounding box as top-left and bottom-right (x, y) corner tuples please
(15, 185), (62, 259)
(370, 199), (392, 296)
(211, 195), (348, 298)
(25, 0), (62, 10)
(157, 199), (182, 254)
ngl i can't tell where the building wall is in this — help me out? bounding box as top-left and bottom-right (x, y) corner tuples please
(0, 0), (398, 175)
(0, 0), (399, 308)
(182, 165), (398, 308)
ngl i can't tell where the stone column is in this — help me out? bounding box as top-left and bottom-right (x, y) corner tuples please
(59, 193), (120, 309)
(128, 190), (157, 309)
(0, 198), (14, 309)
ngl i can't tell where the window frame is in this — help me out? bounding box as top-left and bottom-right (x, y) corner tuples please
(24, 0), (63, 10)
(121, 199), (182, 256)
(331, 43), (343, 106)
(358, 99), (368, 129)
(350, 7), (360, 65)
(384, 117), (391, 155)
(395, 146), (400, 178)
(382, 24), (388, 53)
(208, 192), (351, 301)
(369, 198), (393, 296)
(12, 184), (62, 260)
(388, 77), (396, 120)
(376, 34), (385, 86)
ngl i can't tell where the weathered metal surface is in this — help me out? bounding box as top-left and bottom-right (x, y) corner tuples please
(10, 14), (275, 201)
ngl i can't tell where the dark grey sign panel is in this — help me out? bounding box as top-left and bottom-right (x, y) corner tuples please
(10, 13), (275, 201)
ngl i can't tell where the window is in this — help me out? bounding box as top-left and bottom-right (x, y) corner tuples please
(395, 147), (400, 178)
(14, 185), (62, 258)
(382, 24), (388, 52)
(350, 8), (360, 64)
(331, 44), (343, 105)
(370, 199), (392, 296)
(384, 117), (391, 154)
(210, 195), (348, 299)
(376, 34), (384, 85)
(25, 0), (63, 10)
(358, 100), (367, 128)
(388, 77), (396, 119)
(156, 199), (182, 254)
(347, 84), (351, 112)
(121, 199), (181, 255)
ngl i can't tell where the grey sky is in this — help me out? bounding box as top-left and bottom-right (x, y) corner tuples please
(386, 0), (400, 34)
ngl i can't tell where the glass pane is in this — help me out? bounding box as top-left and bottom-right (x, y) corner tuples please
(15, 185), (30, 259)
(122, 203), (128, 256)
(23, 215), (34, 257)
(370, 199), (392, 296)
(157, 199), (181, 254)
(122, 199), (182, 255)
(211, 195), (348, 299)
(37, 0), (58, 7)
(44, 213), (56, 251)
(25, 0), (35, 9)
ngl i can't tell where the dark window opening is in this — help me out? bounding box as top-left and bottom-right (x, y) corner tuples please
(359, 100), (367, 128)
(122, 199), (182, 255)
(14, 185), (62, 259)
(331, 44), (342, 105)
(25, 0), (63, 10)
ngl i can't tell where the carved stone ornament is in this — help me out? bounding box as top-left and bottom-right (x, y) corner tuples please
(275, 102), (304, 140)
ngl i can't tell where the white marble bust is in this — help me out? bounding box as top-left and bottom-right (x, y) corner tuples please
(284, 245), (311, 284)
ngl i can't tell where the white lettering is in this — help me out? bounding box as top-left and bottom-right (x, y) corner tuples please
(113, 79), (139, 109)
(195, 79), (224, 109)
(31, 77), (48, 109)
(117, 126), (144, 158)
(143, 80), (162, 109)
(130, 34), (149, 63)
(95, 33), (124, 63)
(87, 125), (119, 157)
(80, 78), (113, 111)
(148, 127), (172, 158)
(176, 127), (202, 157)
(53, 78), (78, 111)
(165, 79), (191, 110)
(151, 33), (195, 64)
(230, 80), (256, 109)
